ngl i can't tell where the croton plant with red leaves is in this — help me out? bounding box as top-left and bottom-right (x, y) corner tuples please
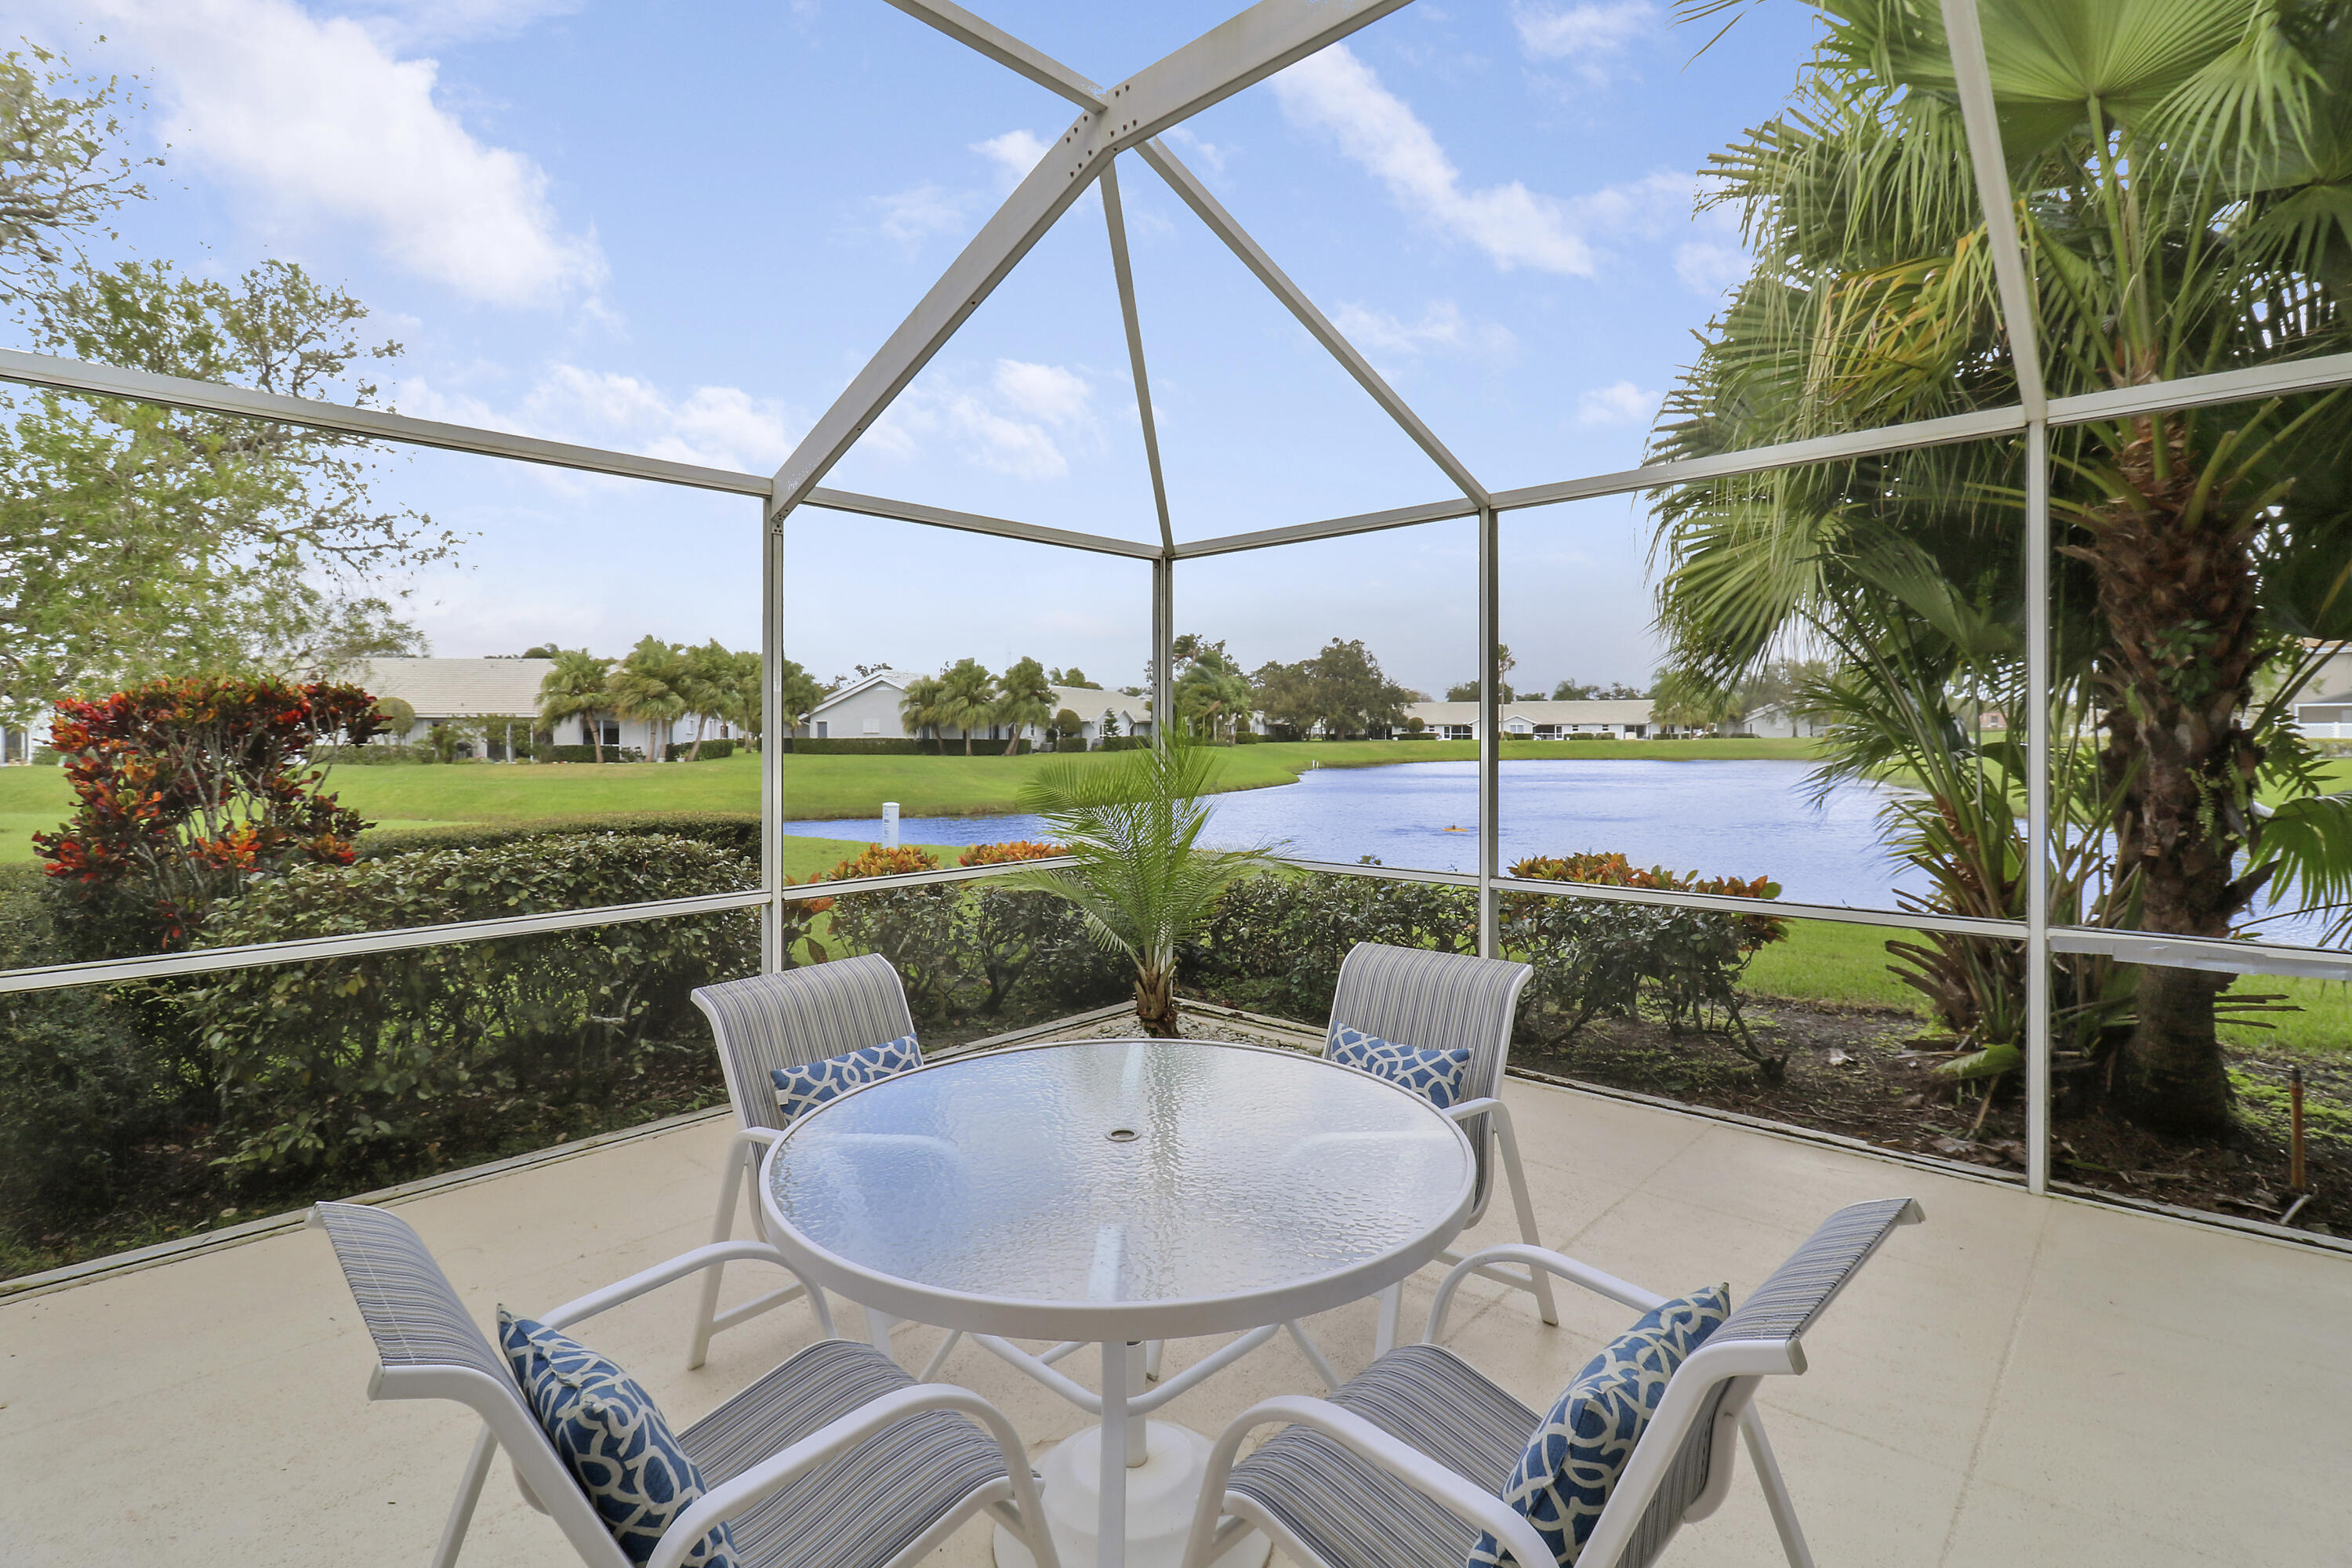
(33, 676), (387, 949)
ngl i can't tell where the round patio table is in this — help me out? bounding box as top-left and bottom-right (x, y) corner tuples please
(758, 1036), (1477, 1568)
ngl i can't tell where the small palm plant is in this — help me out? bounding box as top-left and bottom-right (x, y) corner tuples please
(1011, 736), (1271, 1036)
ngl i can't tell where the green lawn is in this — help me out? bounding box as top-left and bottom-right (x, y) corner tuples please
(0, 739), (1826, 862)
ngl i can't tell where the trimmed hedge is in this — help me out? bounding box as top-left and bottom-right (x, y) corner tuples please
(185, 833), (757, 1177)
(356, 811), (761, 861)
(535, 744), (648, 764)
(664, 738), (736, 760)
(789, 737), (1034, 756)
(319, 743), (435, 766)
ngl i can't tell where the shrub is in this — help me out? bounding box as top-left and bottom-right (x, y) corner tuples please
(1232, 730), (1261, 744)
(819, 846), (970, 1015)
(35, 675), (387, 954)
(0, 866), (189, 1218)
(1054, 738), (1087, 753)
(1194, 866), (1478, 1022)
(535, 744), (647, 764)
(317, 744), (434, 766)
(356, 811), (761, 861)
(789, 738), (924, 755)
(789, 737), (1032, 756)
(1502, 854), (1788, 1076)
(664, 738), (736, 760)
(182, 833), (758, 1178)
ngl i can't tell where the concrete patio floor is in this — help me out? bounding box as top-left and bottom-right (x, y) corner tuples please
(5, 1073), (2348, 1566)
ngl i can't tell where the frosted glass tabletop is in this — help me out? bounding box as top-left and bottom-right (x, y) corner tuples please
(759, 1038), (1476, 1341)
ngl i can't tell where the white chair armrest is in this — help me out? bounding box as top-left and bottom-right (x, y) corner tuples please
(645, 1382), (1053, 1568)
(1427, 1243), (1666, 1341)
(1191, 1396), (1555, 1568)
(541, 1240), (798, 1330)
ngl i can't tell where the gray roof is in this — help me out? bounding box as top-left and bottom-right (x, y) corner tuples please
(352, 658), (554, 718)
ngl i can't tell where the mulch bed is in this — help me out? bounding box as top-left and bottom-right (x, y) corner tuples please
(1508, 996), (2350, 1237)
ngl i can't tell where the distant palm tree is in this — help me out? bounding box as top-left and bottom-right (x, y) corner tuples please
(898, 676), (946, 742)
(993, 655), (1056, 752)
(537, 648), (614, 760)
(675, 640), (735, 760)
(608, 637), (688, 759)
(1174, 650), (1254, 741)
(932, 658), (999, 757)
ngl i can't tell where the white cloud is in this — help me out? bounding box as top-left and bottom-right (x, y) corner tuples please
(342, 0), (580, 50)
(1672, 198), (1751, 296)
(396, 363), (800, 474)
(1674, 238), (1749, 296)
(1576, 379), (1661, 426)
(1331, 299), (1516, 362)
(1272, 45), (1593, 274)
(84, 0), (605, 310)
(1512, 0), (1658, 76)
(866, 358), (1098, 480)
(971, 129), (1049, 191)
(1161, 126), (1229, 178)
(872, 182), (972, 249)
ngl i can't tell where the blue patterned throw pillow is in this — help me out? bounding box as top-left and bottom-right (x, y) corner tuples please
(1328, 1025), (1473, 1109)
(769, 1034), (923, 1122)
(1468, 1285), (1731, 1568)
(499, 1311), (738, 1568)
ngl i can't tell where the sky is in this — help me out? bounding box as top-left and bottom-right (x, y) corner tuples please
(12, 0), (1831, 698)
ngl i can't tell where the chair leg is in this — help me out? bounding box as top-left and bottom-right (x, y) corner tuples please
(1374, 1281), (1403, 1356)
(1740, 1406), (1817, 1568)
(866, 1305), (899, 1357)
(688, 1142), (753, 1370)
(1145, 1338), (1166, 1381)
(1491, 1109), (1559, 1327)
(431, 1421), (499, 1568)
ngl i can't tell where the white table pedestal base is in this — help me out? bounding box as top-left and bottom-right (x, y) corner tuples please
(993, 1420), (1270, 1568)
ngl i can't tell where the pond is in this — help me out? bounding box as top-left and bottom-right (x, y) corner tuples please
(781, 757), (1931, 910)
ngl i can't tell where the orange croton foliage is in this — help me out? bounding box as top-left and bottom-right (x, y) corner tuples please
(1508, 851), (1780, 902)
(956, 840), (1067, 866)
(824, 844), (942, 880)
(34, 675), (387, 949)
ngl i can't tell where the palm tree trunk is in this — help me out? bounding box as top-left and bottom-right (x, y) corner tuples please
(1134, 966), (1179, 1036)
(2071, 416), (2265, 1136)
(589, 715), (603, 764)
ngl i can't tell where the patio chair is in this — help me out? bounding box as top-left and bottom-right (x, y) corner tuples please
(1185, 1197), (1923, 1568)
(1313, 942), (1555, 1357)
(309, 1200), (1058, 1568)
(688, 956), (923, 1367)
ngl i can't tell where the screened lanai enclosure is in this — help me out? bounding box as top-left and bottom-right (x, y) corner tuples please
(8, 0), (2352, 1559)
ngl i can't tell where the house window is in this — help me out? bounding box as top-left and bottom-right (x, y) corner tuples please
(863, 717), (879, 735)
(815, 721), (829, 739)
(595, 720), (620, 748)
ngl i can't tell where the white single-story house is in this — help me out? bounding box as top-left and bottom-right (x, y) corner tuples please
(2295, 641), (2352, 739)
(1733, 701), (1828, 739)
(799, 670), (1151, 746)
(1399, 698), (1690, 740)
(353, 657), (731, 759)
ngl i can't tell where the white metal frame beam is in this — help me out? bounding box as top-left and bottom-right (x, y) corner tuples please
(1941, 0), (2053, 1194)
(1100, 160), (1176, 552)
(771, 0), (1421, 514)
(0, 347), (771, 496)
(1134, 136), (1489, 506)
(799, 487), (1163, 558)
